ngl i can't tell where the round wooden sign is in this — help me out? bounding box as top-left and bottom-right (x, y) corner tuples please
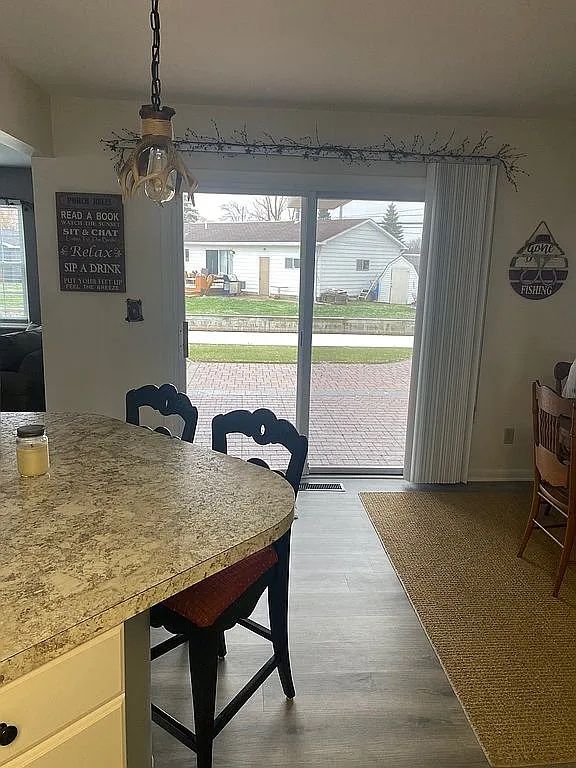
(509, 221), (568, 300)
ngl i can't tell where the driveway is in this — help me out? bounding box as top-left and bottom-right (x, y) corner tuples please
(187, 358), (411, 468)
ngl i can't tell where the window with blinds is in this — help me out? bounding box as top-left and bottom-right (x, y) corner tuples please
(0, 200), (29, 322)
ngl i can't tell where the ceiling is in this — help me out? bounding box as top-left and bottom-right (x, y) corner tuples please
(1, 0), (576, 117)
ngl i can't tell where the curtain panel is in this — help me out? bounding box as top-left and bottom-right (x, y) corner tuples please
(405, 162), (497, 483)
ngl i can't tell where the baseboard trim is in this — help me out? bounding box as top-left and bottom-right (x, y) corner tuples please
(468, 469), (532, 482)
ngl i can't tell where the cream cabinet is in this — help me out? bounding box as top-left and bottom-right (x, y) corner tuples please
(0, 628), (125, 768)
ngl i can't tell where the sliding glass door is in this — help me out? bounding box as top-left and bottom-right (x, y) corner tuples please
(307, 197), (422, 471)
(185, 193), (302, 467)
(182, 188), (424, 473)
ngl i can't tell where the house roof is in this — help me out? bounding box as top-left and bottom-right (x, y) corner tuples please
(184, 218), (404, 246)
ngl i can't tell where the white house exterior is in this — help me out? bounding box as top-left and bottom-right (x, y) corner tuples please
(184, 218), (415, 302)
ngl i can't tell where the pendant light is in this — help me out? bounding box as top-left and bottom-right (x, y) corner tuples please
(117, 0), (197, 204)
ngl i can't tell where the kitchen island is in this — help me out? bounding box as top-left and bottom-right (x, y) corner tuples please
(0, 412), (294, 767)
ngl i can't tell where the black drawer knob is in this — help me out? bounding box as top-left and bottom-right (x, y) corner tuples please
(0, 723), (18, 746)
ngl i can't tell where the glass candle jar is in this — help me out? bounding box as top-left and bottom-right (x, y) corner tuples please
(16, 424), (50, 478)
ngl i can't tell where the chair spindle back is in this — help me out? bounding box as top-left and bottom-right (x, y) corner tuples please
(533, 381), (575, 489)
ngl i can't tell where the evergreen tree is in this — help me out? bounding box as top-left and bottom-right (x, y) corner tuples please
(381, 203), (404, 242)
(317, 208), (331, 220)
(183, 193), (201, 224)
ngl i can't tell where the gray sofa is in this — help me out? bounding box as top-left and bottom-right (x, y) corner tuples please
(0, 327), (45, 411)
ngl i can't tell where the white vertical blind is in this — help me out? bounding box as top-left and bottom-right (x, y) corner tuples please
(405, 162), (497, 483)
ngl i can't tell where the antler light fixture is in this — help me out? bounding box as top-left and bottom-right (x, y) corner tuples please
(117, 0), (198, 205)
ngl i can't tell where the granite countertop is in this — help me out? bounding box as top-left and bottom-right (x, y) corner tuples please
(0, 412), (294, 686)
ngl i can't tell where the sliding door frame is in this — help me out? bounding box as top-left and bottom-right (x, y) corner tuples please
(191, 168), (426, 475)
(295, 193), (318, 445)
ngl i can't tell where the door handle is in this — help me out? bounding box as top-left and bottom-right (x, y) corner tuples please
(183, 321), (189, 359)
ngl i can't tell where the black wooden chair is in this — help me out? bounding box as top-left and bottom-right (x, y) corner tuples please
(125, 383), (199, 671)
(125, 383), (198, 443)
(150, 408), (308, 768)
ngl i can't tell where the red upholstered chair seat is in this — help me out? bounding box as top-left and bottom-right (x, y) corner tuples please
(163, 546), (278, 628)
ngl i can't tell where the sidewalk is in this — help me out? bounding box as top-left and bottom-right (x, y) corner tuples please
(188, 330), (414, 348)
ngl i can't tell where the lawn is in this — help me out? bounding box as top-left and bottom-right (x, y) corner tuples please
(188, 344), (412, 364)
(186, 296), (415, 319)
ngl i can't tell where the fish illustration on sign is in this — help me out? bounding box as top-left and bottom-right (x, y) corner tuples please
(509, 221), (568, 300)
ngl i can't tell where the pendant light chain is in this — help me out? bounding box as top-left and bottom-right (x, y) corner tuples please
(150, 0), (162, 111)
(116, 0), (198, 202)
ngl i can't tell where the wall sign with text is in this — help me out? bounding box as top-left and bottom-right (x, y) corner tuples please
(509, 221), (568, 300)
(56, 192), (126, 293)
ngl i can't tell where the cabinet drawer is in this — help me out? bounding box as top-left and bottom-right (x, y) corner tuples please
(0, 627), (123, 765)
(3, 696), (125, 768)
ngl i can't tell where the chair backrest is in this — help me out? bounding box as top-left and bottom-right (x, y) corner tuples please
(125, 383), (198, 443)
(211, 408), (308, 496)
(532, 381), (575, 489)
(554, 361), (572, 395)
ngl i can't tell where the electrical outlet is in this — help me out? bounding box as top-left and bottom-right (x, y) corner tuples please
(503, 427), (515, 445)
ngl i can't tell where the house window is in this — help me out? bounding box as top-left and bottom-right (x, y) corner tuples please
(285, 257), (300, 269)
(356, 259), (370, 271)
(206, 249), (233, 275)
(0, 201), (28, 322)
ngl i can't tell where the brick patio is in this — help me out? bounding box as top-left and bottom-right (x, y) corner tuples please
(187, 358), (411, 468)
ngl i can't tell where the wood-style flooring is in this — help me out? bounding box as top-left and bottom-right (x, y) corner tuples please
(151, 478), (569, 768)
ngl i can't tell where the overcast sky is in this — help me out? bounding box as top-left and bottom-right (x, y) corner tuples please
(193, 194), (424, 240)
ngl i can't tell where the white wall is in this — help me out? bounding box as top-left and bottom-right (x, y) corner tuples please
(32, 157), (185, 418)
(316, 222), (403, 297)
(0, 57), (52, 155)
(36, 96), (576, 479)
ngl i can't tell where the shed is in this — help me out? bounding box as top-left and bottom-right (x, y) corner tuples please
(377, 255), (419, 305)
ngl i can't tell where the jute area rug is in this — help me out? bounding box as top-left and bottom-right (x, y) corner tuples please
(360, 491), (576, 768)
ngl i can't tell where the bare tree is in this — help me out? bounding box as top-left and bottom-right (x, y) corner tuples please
(405, 237), (422, 253)
(220, 201), (251, 222)
(250, 196), (290, 221)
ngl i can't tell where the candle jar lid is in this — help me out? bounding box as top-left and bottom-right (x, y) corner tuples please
(16, 424), (46, 438)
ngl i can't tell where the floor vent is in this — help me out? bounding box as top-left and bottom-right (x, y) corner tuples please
(299, 482), (344, 492)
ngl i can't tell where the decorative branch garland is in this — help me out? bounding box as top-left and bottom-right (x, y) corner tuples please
(102, 122), (527, 189)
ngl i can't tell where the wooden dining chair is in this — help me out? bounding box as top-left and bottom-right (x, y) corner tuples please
(125, 382), (198, 442)
(150, 408), (308, 768)
(517, 381), (576, 596)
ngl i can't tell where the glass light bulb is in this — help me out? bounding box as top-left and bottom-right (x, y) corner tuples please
(144, 146), (177, 203)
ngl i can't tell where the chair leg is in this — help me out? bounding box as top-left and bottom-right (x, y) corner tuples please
(517, 487), (540, 558)
(217, 631), (227, 659)
(553, 512), (576, 598)
(268, 538), (295, 700)
(188, 631), (219, 768)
